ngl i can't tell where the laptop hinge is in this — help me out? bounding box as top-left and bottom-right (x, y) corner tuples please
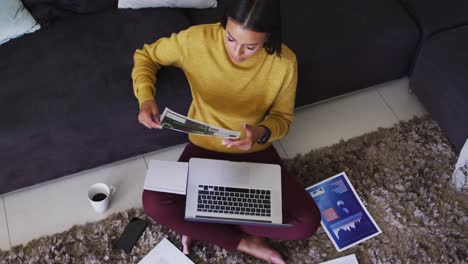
(196, 215), (272, 223)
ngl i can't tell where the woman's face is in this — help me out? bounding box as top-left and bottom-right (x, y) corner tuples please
(224, 18), (268, 64)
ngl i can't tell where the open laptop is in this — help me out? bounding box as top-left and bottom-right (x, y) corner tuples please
(185, 158), (290, 227)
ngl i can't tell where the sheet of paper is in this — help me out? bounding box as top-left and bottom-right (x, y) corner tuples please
(144, 160), (188, 195)
(320, 254), (359, 264)
(138, 237), (194, 264)
(455, 138), (468, 169)
(160, 107), (240, 139)
(452, 138), (468, 190)
(306, 172), (382, 252)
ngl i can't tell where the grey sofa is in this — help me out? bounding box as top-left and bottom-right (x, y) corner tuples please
(402, 0), (468, 152)
(0, 0), (465, 195)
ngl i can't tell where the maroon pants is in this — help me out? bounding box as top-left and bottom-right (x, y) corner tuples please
(142, 143), (320, 250)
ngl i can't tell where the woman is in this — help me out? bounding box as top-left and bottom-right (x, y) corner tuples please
(132, 0), (320, 263)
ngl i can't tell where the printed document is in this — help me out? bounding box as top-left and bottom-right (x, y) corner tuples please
(306, 172), (382, 252)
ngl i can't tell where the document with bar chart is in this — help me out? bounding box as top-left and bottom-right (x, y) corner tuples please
(306, 172), (382, 252)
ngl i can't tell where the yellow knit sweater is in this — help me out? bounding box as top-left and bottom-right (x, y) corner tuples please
(132, 23), (297, 153)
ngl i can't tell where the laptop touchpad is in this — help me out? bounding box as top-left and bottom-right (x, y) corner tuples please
(221, 167), (250, 185)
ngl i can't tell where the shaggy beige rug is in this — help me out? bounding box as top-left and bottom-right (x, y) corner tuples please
(1, 116), (467, 264)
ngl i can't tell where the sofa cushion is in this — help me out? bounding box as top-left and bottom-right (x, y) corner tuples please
(185, 0), (231, 25)
(22, 0), (118, 26)
(0, 0), (40, 44)
(281, 0), (420, 107)
(398, 0), (468, 38)
(118, 0), (217, 9)
(410, 26), (468, 152)
(0, 8), (192, 194)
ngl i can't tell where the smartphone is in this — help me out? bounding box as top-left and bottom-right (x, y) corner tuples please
(115, 217), (148, 253)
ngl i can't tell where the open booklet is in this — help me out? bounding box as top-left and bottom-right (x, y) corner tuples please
(160, 107), (240, 139)
(306, 172), (382, 252)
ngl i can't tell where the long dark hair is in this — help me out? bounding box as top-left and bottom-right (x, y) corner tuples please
(221, 0), (282, 56)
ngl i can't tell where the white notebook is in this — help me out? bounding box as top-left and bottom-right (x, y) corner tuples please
(138, 237), (194, 264)
(144, 160), (188, 195)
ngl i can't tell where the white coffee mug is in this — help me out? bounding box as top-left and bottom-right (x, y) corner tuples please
(87, 183), (116, 214)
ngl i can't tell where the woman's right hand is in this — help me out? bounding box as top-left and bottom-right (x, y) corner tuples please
(138, 99), (162, 129)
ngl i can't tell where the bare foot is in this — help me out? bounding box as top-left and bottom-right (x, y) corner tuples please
(237, 235), (285, 264)
(182, 235), (192, 255)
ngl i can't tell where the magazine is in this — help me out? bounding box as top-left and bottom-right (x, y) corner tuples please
(160, 108), (240, 139)
(306, 172), (382, 252)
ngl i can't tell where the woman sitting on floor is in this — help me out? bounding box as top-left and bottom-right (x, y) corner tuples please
(132, 0), (321, 263)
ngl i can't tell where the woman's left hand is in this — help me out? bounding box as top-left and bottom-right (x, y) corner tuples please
(221, 124), (265, 150)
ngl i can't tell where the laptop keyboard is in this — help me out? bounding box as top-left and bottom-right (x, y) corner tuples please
(196, 185), (272, 217)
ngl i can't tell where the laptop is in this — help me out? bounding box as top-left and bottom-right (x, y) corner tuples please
(185, 158), (290, 227)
